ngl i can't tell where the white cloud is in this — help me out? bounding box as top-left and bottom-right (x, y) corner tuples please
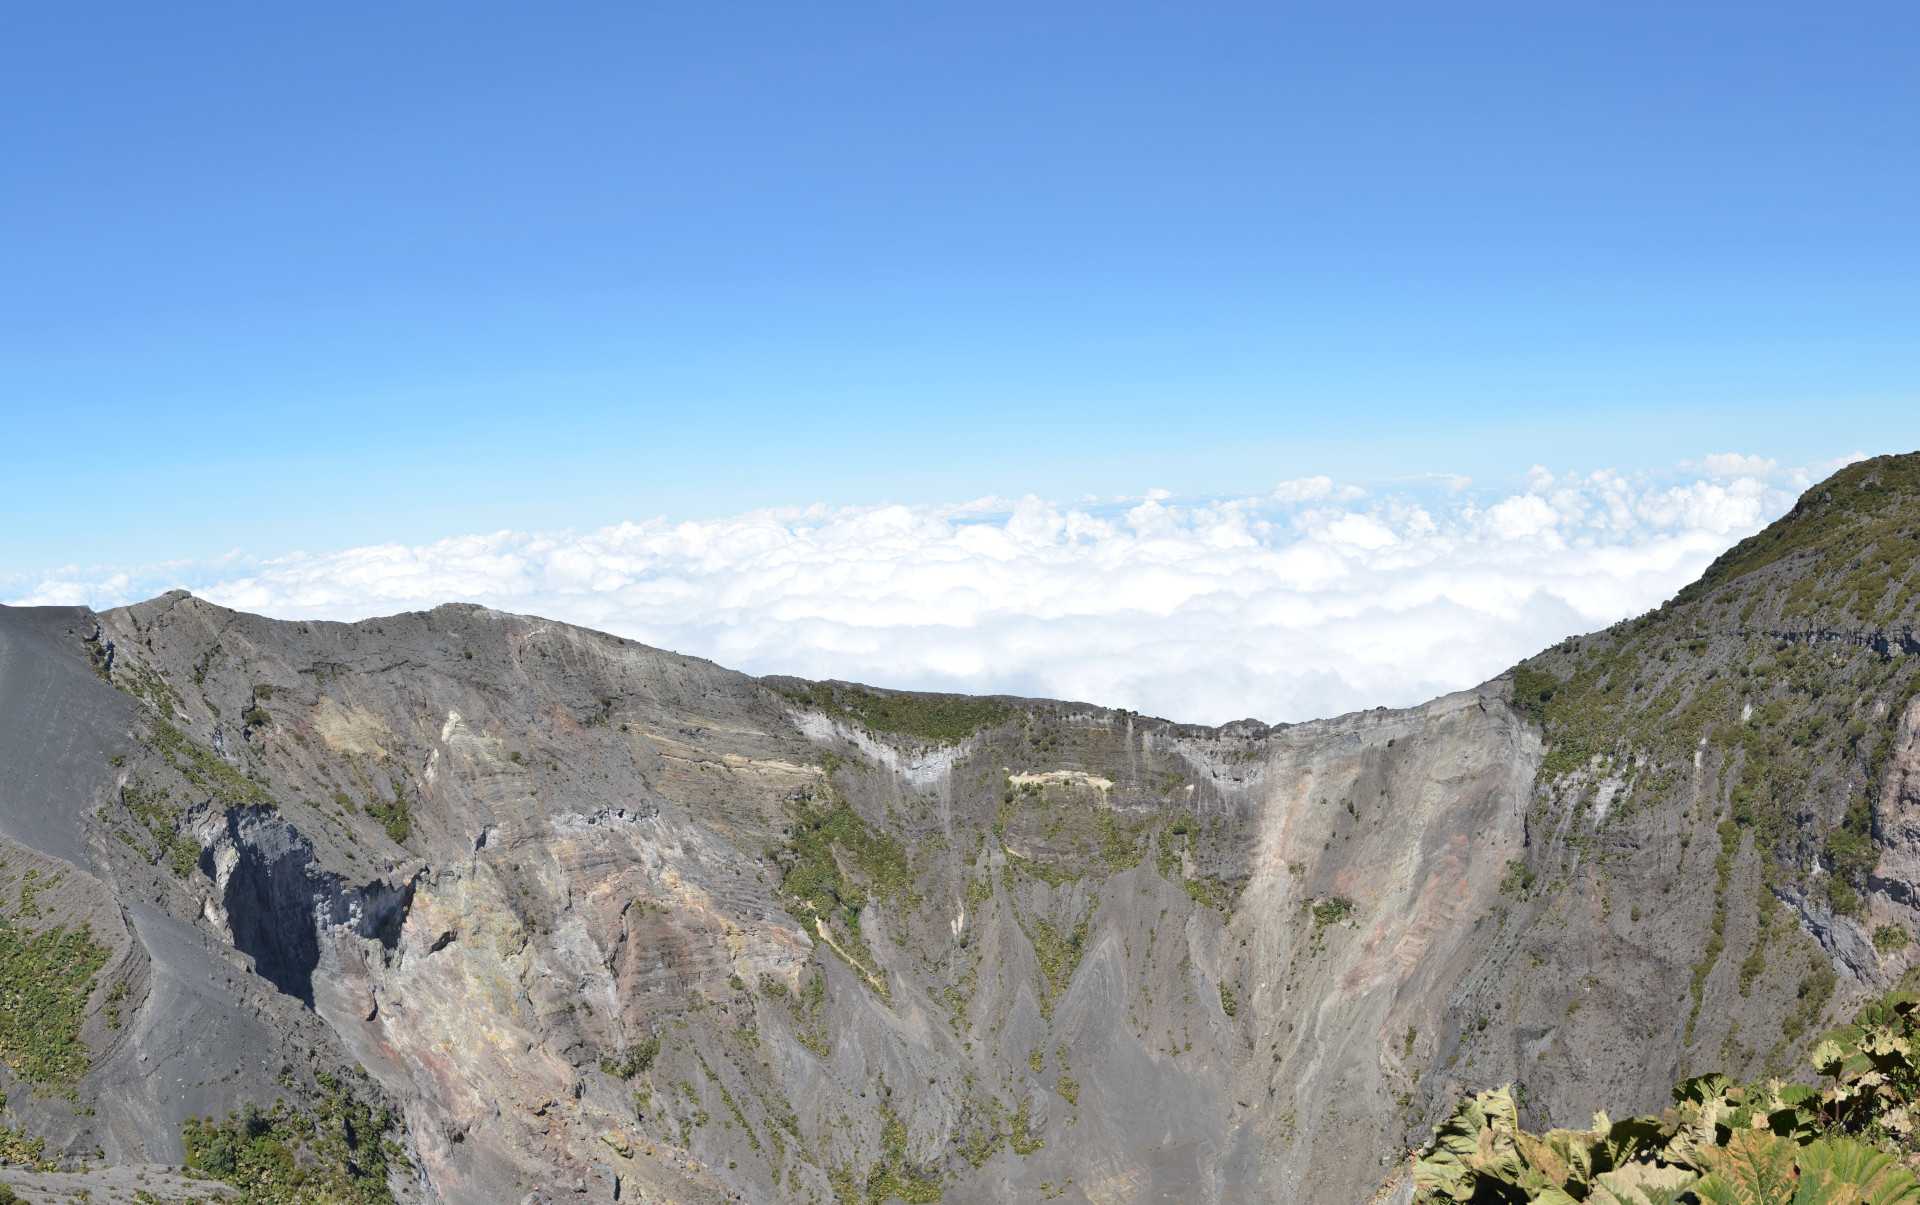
(5, 459), (1820, 725)
(1321, 512), (1399, 550)
(1270, 475), (1366, 503)
(7, 571), (134, 608)
(1484, 494), (1560, 542)
(1687, 452), (1779, 479)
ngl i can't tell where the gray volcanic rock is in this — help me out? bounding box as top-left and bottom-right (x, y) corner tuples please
(1, 592), (1547, 1203)
(3, 454), (1920, 1203)
(0, 604), (133, 865)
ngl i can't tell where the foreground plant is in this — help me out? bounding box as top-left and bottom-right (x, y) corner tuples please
(1414, 990), (1920, 1203)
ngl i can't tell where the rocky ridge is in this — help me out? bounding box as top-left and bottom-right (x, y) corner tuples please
(0, 452), (1916, 1203)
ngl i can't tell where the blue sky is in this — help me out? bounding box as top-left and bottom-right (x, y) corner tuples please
(4, 2), (1916, 575)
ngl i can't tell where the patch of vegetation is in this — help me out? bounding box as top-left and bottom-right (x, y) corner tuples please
(1218, 983), (1238, 1018)
(772, 680), (1013, 745)
(1496, 858), (1535, 900)
(79, 627), (113, 680)
(1685, 820), (1742, 1043)
(1876, 925), (1912, 954)
(0, 1126), (50, 1170)
(121, 780), (203, 877)
(0, 901), (110, 1086)
(1310, 897), (1356, 930)
(182, 1074), (403, 1204)
(1518, 642), (1734, 784)
(1152, 817), (1239, 913)
(837, 1106), (942, 1204)
(786, 970), (831, 1057)
(1155, 820), (1188, 879)
(104, 979), (129, 1030)
(1777, 962), (1839, 1048)
(773, 788), (916, 1001)
(14, 869), (50, 919)
(1057, 1074), (1081, 1114)
(600, 1035), (660, 1079)
(1825, 793), (1876, 916)
(1678, 452), (1920, 610)
(1737, 882), (1781, 996)
(1509, 664), (1559, 725)
(777, 789), (916, 922)
(144, 718), (275, 809)
(994, 774), (1153, 884)
(1095, 810), (1147, 870)
(1182, 874), (1234, 912)
(1009, 1098), (1043, 1156)
(363, 788), (412, 844)
(192, 644), (220, 688)
(0, 1095), (53, 1171)
(1003, 848), (1082, 888)
(953, 1095), (1008, 1168)
(963, 874), (993, 910)
(696, 1054), (760, 1153)
(117, 659), (182, 720)
(1023, 913), (1090, 1018)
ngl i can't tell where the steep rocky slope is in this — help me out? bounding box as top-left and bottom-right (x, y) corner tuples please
(0, 453), (1916, 1203)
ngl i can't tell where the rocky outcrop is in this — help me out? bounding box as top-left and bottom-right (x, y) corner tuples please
(1870, 696), (1920, 907)
(204, 807), (416, 1004)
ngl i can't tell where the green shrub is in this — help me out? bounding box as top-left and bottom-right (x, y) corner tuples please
(1311, 897), (1356, 929)
(771, 788), (914, 1002)
(121, 780), (203, 877)
(364, 790), (411, 844)
(857, 1106), (943, 1203)
(1497, 859), (1536, 899)
(1023, 914), (1090, 1018)
(0, 1117), (52, 1170)
(600, 1036), (660, 1079)
(0, 909), (109, 1086)
(1009, 1098), (1043, 1156)
(183, 1076), (402, 1204)
(144, 719), (274, 808)
(1510, 665), (1560, 724)
(772, 680), (1012, 744)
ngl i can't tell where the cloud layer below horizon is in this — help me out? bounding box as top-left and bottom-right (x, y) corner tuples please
(7, 454), (1858, 725)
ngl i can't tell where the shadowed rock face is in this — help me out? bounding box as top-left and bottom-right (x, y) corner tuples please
(4, 453), (1920, 1204)
(214, 807), (413, 1005)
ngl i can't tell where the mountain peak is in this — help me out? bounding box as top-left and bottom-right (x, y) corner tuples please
(1675, 451), (1920, 618)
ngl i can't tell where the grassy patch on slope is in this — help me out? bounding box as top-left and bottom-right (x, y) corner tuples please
(772, 680), (1013, 744)
(0, 897), (110, 1087)
(182, 1074), (404, 1205)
